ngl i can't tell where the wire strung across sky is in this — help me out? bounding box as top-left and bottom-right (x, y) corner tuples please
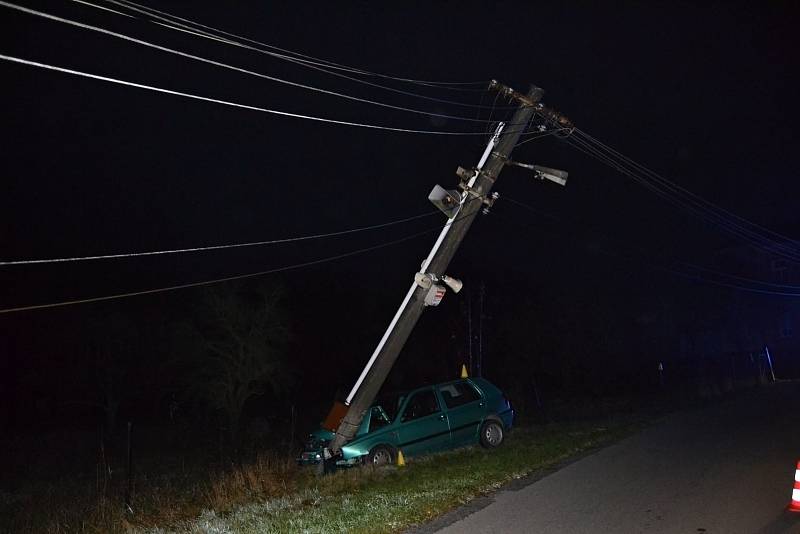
(562, 129), (800, 264)
(0, 210), (442, 266)
(575, 129), (798, 247)
(0, 199), (484, 314)
(0, 2), (517, 127)
(0, 229), (437, 314)
(0, 48), (546, 142)
(496, 194), (800, 297)
(102, 0), (491, 91)
(569, 130), (800, 258)
(78, 0), (511, 110)
(514, 126), (574, 148)
(73, 0), (133, 18)
(0, 54), (503, 136)
(563, 141), (800, 268)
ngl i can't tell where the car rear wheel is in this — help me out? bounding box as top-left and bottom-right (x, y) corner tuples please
(479, 420), (504, 448)
(367, 445), (394, 466)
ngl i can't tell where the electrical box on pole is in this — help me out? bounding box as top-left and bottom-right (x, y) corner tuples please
(324, 81), (573, 458)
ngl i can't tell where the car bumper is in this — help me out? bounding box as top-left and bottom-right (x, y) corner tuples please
(297, 448), (324, 465)
(297, 447), (364, 467)
(499, 407), (515, 430)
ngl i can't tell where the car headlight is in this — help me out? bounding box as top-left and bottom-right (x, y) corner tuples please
(341, 445), (359, 459)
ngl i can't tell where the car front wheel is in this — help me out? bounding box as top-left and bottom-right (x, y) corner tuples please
(479, 420), (504, 448)
(367, 445), (394, 466)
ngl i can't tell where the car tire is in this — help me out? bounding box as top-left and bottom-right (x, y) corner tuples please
(366, 445), (395, 466)
(479, 420), (504, 448)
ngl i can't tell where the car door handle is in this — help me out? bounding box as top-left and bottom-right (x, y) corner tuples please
(479, 401), (485, 407)
(438, 414), (446, 421)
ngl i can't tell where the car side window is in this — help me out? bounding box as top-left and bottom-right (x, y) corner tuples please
(400, 389), (440, 422)
(439, 382), (482, 409)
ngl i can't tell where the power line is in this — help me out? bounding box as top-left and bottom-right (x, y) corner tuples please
(117, 4), (504, 110)
(675, 261), (800, 290)
(72, 0), (133, 18)
(0, 199), (484, 314)
(72, 0), (516, 111)
(0, 229), (434, 314)
(496, 195), (800, 297)
(0, 54), (496, 136)
(576, 128), (799, 247)
(566, 129), (800, 263)
(0, 210), (440, 266)
(513, 126), (573, 148)
(564, 135), (800, 263)
(2, 2), (503, 125)
(104, 0), (490, 90)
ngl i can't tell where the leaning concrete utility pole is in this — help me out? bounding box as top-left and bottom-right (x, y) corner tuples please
(328, 82), (571, 455)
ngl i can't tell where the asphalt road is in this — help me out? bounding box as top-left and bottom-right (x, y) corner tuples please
(426, 382), (800, 534)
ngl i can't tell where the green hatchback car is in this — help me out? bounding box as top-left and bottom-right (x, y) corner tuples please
(298, 377), (514, 467)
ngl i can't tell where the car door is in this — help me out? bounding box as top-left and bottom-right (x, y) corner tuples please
(437, 381), (485, 447)
(394, 387), (450, 457)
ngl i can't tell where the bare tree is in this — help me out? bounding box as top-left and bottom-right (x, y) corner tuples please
(186, 281), (290, 451)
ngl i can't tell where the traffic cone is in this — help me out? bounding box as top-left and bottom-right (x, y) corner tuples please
(461, 364), (469, 378)
(397, 449), (406, 467)
(789, 460), (800, 512)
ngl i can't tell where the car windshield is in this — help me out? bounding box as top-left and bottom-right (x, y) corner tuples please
(368, 406), (391, 432)
(374, 392), (404, 423)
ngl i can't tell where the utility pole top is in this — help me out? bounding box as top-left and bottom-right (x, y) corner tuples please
(489, 80), (574, 129)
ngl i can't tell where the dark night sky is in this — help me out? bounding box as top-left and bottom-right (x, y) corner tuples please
(1, 2), (798, 399)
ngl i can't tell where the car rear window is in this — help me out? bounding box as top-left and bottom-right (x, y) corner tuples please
(439, 382), (481, 409)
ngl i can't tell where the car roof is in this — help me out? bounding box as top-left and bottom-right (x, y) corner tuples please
(405, 377), (485, 395)
(377, 377), (497, 406)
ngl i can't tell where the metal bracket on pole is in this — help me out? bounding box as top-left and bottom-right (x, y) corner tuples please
(456, 167), (482, 198)
(489, 80), (573, 128)
(482, 192), (500, 215)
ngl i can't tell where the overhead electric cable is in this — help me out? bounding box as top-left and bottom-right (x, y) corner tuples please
(575, 128), (798, 246)
(495, 201), (800, 298)
(504, 192), (800, 291)
(149, 20), (238, 46)
(675, 261), (800, 290)
(0, 228), (436, 314)
(72, 0), (133, 18)
(561, 133), (800, 262)
(0, 54), (497, 136)
(105, 0), (490, 90)
(564, 133), (800, 263)
(0, 199), (484, 314)
(69, 0), (513, 111)
(654, 269), (800, 297)
(513, 126), (573, 148)
(0, 210), (440, 266)
(568, 130), (799, 258)
(2, 2), (503, 125)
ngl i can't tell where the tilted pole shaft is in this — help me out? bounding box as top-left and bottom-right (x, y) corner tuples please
(329, 85), (544, 454)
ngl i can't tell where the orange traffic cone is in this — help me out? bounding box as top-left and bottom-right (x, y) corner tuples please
(789, 460), (800, 513)
(461, 364), (469, 378)
(397, 449), (406, 467)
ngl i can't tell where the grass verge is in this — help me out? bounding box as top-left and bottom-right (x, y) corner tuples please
(141, 417), (644, 534)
